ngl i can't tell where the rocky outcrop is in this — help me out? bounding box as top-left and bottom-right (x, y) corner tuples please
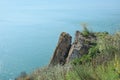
(15, 72), (32, 80)
(50, 30), (97, 65)
(50, 32), (72, 65)
(66, 31), (96, 63)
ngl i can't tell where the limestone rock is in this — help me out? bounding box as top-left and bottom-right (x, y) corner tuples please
(50, 32), (72, 65)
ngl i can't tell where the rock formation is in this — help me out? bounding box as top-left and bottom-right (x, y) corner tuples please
(50, 30), (97, 65)
(50, 32), (72, 65)
(66, 31), (96, 63)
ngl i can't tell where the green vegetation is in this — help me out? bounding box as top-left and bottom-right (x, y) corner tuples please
(81, 23), (90, 37)
(18, 29), (120, 80)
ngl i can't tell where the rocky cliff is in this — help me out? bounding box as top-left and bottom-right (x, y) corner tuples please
(50, 32), (72, 65)
(50, 30), (97, 65)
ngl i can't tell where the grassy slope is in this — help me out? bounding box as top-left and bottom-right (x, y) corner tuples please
(18, 29), (120, 80)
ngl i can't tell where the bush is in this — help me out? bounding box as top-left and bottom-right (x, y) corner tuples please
(81, 23), (90, 37)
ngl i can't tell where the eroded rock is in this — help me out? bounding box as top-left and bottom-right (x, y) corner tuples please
(50, 32), (72, 65)
(66, 31), (97, 63)
(50, 30), (97, 65)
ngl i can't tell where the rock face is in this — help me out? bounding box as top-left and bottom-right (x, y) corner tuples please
(50, 31), (97, 65)
(66, 31), (96, 63)
(50, 32), (72, 65)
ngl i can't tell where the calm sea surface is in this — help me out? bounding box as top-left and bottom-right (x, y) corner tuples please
(0, 9), (120, 80)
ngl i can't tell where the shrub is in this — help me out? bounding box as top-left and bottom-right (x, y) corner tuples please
(81, 23), (90, 37)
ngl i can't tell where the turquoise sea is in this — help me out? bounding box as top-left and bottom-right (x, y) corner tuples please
(0, 9), (120, 80)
